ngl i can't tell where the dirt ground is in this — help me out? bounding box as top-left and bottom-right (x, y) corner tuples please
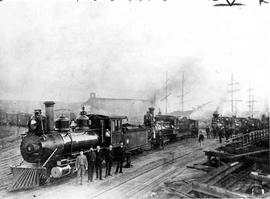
(0, 126), (26, 190)
(0, 137), (219, 199)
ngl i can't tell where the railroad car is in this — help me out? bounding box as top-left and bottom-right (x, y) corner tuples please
(178, 117), (198, 138)
(154, 114), (178, 143)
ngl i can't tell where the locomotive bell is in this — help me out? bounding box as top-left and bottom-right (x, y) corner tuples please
(55, 115), (70, 132)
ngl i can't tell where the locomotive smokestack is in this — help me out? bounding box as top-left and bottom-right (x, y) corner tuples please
(44, 101), (55, 131)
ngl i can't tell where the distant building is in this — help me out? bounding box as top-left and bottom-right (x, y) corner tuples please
(83, 92), (153, 124)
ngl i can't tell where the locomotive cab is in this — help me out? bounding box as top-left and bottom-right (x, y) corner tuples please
(87, 114), (128, 147)
(110, 116), (128, 146)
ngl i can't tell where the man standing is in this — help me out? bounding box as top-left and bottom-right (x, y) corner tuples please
(206, 126), (210, 139)
(198, 130), (205, 148)
(218, 127), (223, 144)
(105, 144), (114, 177)
(76, 150), (88, 185)
(115, 141), (125, 174)
(86, 146), (96, 182)
(95, 145), (104, 180)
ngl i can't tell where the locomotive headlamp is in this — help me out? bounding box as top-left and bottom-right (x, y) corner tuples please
(126, 138), (129, 145)
(30, 119), (37, 130)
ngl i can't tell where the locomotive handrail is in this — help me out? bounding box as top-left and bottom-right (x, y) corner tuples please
(42, 148), (58, 167)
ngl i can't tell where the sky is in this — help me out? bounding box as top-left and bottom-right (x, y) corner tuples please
(0, 0), (269, 117)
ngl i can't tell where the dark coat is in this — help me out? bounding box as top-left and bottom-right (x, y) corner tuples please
(116, 146), (125, 161)
(198, 134), (204, 142)
(87, 151), (96, 163)
(95, 150), (104, 164)
(105, 148), (114, 162)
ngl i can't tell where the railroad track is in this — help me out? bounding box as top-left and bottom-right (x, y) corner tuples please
(2, 139), (215, 197)
(0, 138), (22, 191)
(0, 137), (196, 192)
(92, 145), (204, 199)
(91, 139), (218, 199)
(0, 139), (218, 199)
(92, 152), (193, 198)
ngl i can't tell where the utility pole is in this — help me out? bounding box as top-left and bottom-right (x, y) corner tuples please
(266, 99), (270, 169)
(181, 72), (184, 113)
(177, 71), (188, 114)
(247, 86), (256, 118)
(166, 71), (168, 113)
(227, 74), (242, 116)
(160, 71), (171, 114)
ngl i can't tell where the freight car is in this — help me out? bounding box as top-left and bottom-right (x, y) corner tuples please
(10, 101), (150, 191)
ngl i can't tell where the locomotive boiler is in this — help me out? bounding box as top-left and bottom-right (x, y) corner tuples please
(21, 102), (99, 164)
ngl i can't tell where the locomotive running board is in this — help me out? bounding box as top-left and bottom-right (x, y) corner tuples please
(8, 166), (47, 191)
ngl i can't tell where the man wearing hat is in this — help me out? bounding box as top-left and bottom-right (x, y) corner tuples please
(105, 144), (114, 177)
(95, 145), (104, 180)
(87, 146), (96, 182)
(76, 150), (88, 185)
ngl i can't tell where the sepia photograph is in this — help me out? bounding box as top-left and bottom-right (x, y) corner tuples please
(0, 0), (269, 198)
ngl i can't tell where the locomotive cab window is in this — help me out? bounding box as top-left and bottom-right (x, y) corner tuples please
(112, 119), (121, 131)
(110, 120), (115, 132)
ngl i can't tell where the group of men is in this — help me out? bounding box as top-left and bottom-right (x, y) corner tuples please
(75, 141), (126, 185)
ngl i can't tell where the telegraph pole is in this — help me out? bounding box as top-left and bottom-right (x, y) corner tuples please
(247, 86), (256, 118)
(182, 72), (184, 112)
(180, 72), (185, 112)
(166, 71), (168, 113)
(160, 71), (171, 114)
(266, 99), (270, 168)
(227, 74), (241, 116)
(177, 72), (188, 114)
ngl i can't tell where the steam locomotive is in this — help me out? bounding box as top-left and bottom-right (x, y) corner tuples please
(11, 101), (150, 191)
(144, 109), (198, 147)
(211, 111), (268, 138)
